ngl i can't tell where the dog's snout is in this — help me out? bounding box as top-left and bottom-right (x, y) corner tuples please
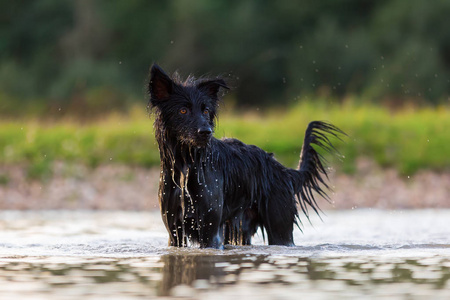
(198, 127), (212, 136)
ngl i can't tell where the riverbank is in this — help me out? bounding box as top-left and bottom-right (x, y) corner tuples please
(1, 159), (448, 210)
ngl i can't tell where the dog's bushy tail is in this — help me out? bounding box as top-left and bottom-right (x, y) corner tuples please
(292, 121), (345, 224)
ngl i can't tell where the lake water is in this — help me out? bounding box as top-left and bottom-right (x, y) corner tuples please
(0, 209), (449, 299)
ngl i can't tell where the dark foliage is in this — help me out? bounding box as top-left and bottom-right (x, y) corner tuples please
(149, 64), (344, 248)
(1, 0), (449, 117)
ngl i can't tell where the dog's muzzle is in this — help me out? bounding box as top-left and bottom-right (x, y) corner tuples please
(198, 126), (212, 136)
(196, 126), (212, 146)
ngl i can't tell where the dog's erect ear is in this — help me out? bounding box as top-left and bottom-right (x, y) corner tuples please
(149, 64), (173, 101)
(197, 79), (229, 100)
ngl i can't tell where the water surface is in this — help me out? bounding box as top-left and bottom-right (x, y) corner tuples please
(0, 210), (449, 299)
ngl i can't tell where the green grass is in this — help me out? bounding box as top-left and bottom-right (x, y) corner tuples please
(217, 101), (450, 175)
(0, 102), (449, 179)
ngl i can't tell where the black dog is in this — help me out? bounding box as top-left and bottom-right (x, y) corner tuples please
(148, 64), (343, 249)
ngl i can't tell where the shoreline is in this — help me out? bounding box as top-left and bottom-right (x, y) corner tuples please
(1, 160), (449, 210)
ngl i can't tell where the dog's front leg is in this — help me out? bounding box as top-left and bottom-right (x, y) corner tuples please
(159, 171), (186, 247)
(189, 181), (225, 249)
(198, 208), (224, 249)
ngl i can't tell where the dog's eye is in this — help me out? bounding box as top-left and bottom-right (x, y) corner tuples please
(203, 109), (209, 115)
(179, 108), (188, 115)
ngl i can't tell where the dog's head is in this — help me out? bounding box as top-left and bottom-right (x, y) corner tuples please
(148, 64), (229, 147)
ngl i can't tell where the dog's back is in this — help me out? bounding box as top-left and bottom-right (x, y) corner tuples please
(210, 137), (299, 245)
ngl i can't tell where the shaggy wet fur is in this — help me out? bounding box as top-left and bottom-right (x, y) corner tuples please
(148, 64), (343, 249)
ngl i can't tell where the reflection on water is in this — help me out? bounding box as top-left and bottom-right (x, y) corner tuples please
(1, 210), (450, 299)
(1, 254), (449, 299)
(159, 254), (226, 295)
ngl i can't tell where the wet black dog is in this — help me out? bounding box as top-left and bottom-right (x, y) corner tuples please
(148, 64), (343, 249)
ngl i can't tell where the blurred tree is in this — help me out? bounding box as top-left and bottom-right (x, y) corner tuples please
(0, 0), (449, 116)
(0, 0), (73, 99)
(367, 0), (450, 104)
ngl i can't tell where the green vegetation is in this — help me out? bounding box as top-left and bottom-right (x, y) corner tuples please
(1, 102), (448, 179)
(1, 0), (449, 115)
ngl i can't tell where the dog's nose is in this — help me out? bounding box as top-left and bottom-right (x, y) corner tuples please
(198, 127), (212, 136)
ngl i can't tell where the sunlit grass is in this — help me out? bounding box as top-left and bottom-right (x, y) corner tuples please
(1, 101), (449, 179)
(218, 100), (450, 175)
